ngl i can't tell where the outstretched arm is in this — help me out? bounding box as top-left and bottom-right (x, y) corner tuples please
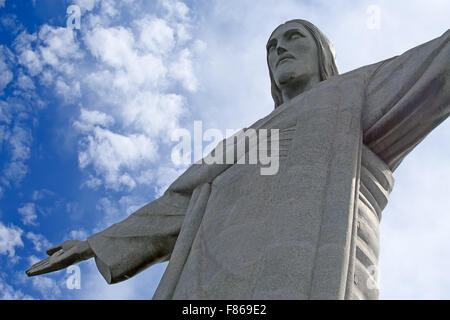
(26, 189), (190, 284)
(363, 29), (450, 170)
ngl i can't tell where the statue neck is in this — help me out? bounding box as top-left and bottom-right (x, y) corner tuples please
(279, 74), (321, 106)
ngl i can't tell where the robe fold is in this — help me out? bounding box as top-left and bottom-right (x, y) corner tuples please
(87, 29), (450, 299)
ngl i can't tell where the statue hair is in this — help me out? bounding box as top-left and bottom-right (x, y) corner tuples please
(267, 19), (339, 108)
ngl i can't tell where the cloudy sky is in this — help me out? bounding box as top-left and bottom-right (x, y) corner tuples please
(0, 0), (449, 300)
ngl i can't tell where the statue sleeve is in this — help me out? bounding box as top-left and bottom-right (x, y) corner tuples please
(363, 29), (450, 171)
(87, 190), (190, 284)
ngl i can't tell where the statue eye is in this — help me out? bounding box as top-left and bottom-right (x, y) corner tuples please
(289, 32), (302, 40)
(267, 41), (277, 53)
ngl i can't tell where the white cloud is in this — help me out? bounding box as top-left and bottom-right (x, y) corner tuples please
(42, 2), (198, 192)
(93, 194), (147, 230)
(78, 127), (158, 190)
(31, 276), (61, 299)
(85, 26), (136, 69)
(38, 25), (82, 69)
(71, 254), (167, 300)
(25, 232), (51, 252)
(82, 174), (102, 189)
(2, 0), (200, 197)
(2, 161), (28, 188)
(79, 108), (115, 128)
(84, 26), (169, 94)
(13, 30), (37, 53)
(0, 222), (23, 257)
(73, 108), (115, 135)
(95, 197), (122, 229)
(54, 77), (80, 102)
(135, 16), (175, 55)
(16, 72), (35, 90)
(18, 203), (38, 226)
(161, 0), (190, 22)
(18, 49), (42, 76)
(99, 0), (119, 18)
(31, 189), (54, 201)
(8, 124), (31, 162)
(154, 166), (185, 196)
(0, 46), (13, 93)
(74, 0), (100, 11)
(119, 195), (146, 216)
(0, 100), (33, 191)
(67, 229), (88, 240)
(27, 255), (40, 266)
(14, 25), (82, 81)
(0, 0), (5, 9)
(120, 92), (186, 136)
(54, 3), (197, 192)
(0, 278), (33, 300)
(169, 48), (197, 91)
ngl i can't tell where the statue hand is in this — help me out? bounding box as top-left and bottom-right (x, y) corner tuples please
(25, 240), (94, 277)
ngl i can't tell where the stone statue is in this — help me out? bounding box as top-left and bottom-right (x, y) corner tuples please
(26, 19), (450, 300)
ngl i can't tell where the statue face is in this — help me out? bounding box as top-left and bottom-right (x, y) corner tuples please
(267, 22), (320, 89)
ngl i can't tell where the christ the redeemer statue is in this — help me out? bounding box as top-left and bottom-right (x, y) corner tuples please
(26, 19), (450, 300)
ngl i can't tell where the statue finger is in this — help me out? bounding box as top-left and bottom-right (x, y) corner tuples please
(26, 255), (70, 276)
(26, 258), (51, 276)
(46, 244), (63, 256)
(28, 257), (51, 269)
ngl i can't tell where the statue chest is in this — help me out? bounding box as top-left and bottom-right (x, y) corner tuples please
(172, 121), (393, 299)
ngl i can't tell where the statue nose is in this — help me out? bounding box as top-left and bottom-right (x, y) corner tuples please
(277, 46), (287, 55)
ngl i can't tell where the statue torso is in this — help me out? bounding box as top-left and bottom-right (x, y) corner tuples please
(171, 77), (394, 299)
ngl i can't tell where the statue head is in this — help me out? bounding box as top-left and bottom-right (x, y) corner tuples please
(267, 19), (339, 107)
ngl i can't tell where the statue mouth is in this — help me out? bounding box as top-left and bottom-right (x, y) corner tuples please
(276, 54), (295, 67)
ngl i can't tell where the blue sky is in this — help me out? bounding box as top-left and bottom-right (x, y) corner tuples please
(0, 0), (449, 299)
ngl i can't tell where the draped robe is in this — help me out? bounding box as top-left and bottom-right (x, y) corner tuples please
(87, 30), (450, 299)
